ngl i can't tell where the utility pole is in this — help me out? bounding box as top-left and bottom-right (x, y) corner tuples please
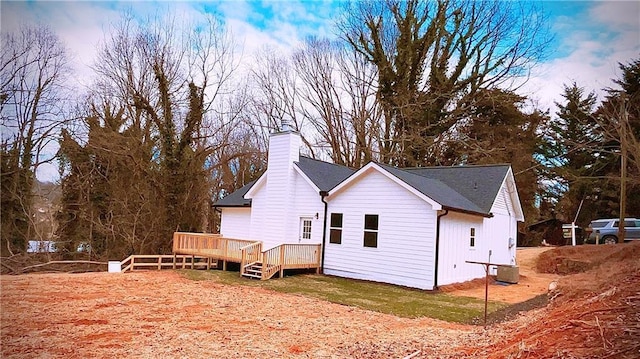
(618, 97), (627, 243)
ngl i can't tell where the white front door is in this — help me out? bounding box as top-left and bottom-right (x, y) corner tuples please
(299, 217), (312, 242)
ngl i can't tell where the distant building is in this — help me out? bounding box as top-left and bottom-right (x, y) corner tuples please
(27, 240), (57, 253)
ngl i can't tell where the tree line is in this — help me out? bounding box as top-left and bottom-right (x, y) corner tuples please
(2, 0), (638, 258)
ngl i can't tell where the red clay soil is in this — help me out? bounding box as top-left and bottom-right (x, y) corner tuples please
(1, 271), (477, 358)
(441, 247), (560, 304)
(1, 243), (639, 358)
(458, 242), (640, 358)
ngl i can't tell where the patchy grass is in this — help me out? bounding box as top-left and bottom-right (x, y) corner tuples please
(179, 269), (507, 323)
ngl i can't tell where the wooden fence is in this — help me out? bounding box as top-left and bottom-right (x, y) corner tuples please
(120, 254), (215, 272)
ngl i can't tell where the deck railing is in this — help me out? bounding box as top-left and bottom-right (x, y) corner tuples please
(262, 245), (284, 279)
(281, 244), (321, 269)
(240, 242), (263, 276)
(172, 232), (321, 280)
(173, 232), (256, 262)
(261, 244), (321, 279)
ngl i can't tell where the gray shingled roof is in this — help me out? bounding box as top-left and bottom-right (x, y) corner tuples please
(294, 156), (356, 192)
(403, 165), (510, 214)
(213, 157), (355, 207)
(214, 155), (510, 216)
(378, 164), (487, 215)
(213, 180), (255, 207)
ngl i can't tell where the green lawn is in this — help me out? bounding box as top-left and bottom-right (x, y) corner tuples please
(179, 269), (507, 323)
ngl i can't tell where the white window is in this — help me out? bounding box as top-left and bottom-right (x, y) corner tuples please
(363, 214), (379, 248)
(300, 217), (312, 241)
(470, 227), (476, 248)
(329, 213), (343, 244)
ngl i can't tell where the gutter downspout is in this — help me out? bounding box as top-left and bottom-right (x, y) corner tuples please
(319, 191), (329, 273)
(434, 209), (449, 290)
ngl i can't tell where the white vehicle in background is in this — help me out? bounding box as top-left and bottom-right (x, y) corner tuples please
(585, 218), (640, 244)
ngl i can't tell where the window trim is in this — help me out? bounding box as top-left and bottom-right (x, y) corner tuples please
(329, 213), (343, 244)
(363, 214), (379, 248)
(470, 227), (476, 248)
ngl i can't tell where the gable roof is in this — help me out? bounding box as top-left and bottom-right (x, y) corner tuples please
(213, 180), (255, 207)
(403, 164), (511, 214)
(214, 156), (517, 218)
(294, 156), (355, 192)
(379, 164), (488, 215)
(213, 156), (355, 207)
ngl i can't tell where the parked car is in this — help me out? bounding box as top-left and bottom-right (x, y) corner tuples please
(585, 218), (640, 244)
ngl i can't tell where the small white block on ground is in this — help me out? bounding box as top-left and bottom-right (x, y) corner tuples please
(108, 261), (121, 273)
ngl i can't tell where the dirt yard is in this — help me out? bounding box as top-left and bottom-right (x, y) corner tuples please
(2, 244), (639, 358)
(1, 271), (477, 358)
(444, 247), (560, 304)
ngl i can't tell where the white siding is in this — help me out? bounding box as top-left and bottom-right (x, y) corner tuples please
(249, 179), (268, 242)
(486, 178), (519, 267)
(244, 132), (324, 250)
(220, 208), (252, 239)
(261, 170), (324, 249)
(437, 212), (486, 286)
(324, 169), (437, 290)
(262, 131), (301, 248)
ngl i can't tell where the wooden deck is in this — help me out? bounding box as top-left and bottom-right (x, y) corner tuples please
(172, 232), (321, 280)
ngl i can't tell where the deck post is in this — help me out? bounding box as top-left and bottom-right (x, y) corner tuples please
(157, 256), (161, 270)
(279, 245), (285, 278)
(191, 255), (195, 269)
(223, 239), (228, 262)
(172, 254), (176, 269)
(223, 260), (227, 271)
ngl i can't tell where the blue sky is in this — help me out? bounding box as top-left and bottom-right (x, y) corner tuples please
(1, 0), (639, 181)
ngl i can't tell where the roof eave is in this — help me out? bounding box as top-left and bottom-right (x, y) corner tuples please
(443, 206), (493, 218)
(212, 203), (252, 208)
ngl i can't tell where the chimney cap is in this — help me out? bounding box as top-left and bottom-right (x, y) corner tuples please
(281, 119), (292, 132)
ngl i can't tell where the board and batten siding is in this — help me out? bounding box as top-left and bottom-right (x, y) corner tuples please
(220, 208), (252, 240)
(437, 212), (486, 286)
(324, 169), (437, 290)
(485, 177), (518, 267)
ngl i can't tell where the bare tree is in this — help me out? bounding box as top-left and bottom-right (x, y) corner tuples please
(0, 25), (71, 254)
(292, 38), (382, 167)
(57, 14), (247, 257)
(339, 0), (550, 166)
(251, 38), (382, 168)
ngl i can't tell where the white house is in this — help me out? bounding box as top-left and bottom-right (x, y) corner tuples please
(214, 128), (524, 290)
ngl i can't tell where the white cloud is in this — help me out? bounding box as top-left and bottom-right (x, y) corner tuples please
(590, 1), (640, 30)
(519, 1), (640, 113)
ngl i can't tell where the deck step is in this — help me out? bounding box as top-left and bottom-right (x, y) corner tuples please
(242, 262), (263, 279)
(243, 273), (262, 279)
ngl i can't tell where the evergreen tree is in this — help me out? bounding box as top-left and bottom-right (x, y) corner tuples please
(538, 83), (606, 224)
